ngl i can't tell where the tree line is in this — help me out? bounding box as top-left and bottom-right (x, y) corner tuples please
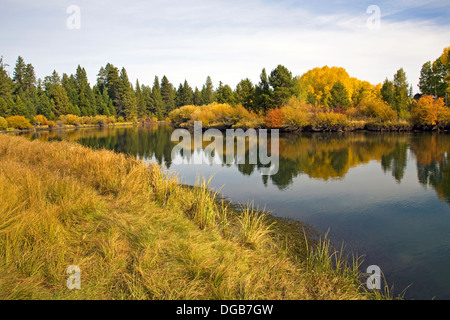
(0, 46), (448, 124)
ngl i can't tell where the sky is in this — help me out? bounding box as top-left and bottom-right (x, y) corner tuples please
(0, 0), (449, 92)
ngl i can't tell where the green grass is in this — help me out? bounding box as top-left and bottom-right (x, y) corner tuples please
(0, 134), (396, 300)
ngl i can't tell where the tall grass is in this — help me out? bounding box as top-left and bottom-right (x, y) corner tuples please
(0, 134), (394, 300)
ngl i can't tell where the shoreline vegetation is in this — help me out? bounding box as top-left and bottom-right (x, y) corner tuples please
(1, 46), (449, 134)
(0, 134), (398, 300)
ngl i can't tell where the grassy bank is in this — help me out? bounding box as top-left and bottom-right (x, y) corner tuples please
(0, 134), (393, 300)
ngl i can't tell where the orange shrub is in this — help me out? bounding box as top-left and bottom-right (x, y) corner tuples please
(265, 108), (285, 128)
(438, 107), (450, 127)
(411, 95), (446, 127)
(6, 116), (32, 129)
(33, 115), (48, 125)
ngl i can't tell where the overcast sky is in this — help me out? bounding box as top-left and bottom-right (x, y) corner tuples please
(1, 0), (449, 92)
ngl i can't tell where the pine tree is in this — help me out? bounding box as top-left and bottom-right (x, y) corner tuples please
(254, 68), (272, 113)
(393, 68), (409, 118)
(12, 56), (26, 94)
(151, 76), (164, 119)
(175, 83), (184, 108)
(268, 65), (294, 108)
(105, 63), (121, 115)
(62, 73), (79, 113)
(23, 63), (36, 94)
(36, 80), (54, 120)
(201, 76), (214, 105)
(10, 95), (28, 117)
(141, 85), (153, 117)
(96, 66), (108, 93)
(329, 81), (350, 109)
(76, 65), (96, 116)
(93, 86), (109, 116)
(176, 80), (194, 107)
(215, 81), (234, 104)
(182, 80), (194, 106)
(234, 78), (255, 110)
(51, 85), (71, 116)
(0, 97), (9, 117)
(193, 87), (202, 106)
(135, 79), (146, 118)
(118, 67), (137, 120)
(418, 61), (434, 96)
(160, 76), (175, 116)
(0, 56), (14, 116)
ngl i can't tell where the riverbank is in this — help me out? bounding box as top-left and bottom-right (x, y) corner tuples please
(0, 121), (136, 134)
(170, 119), (417, 133)
(0, 134), (394, 300)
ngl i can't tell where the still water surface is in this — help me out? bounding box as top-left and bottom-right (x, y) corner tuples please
(21, 125), (450, 300)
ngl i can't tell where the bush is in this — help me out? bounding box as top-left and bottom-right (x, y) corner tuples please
(0, 116), (8, 130)
(281, 105), (310, 129)
(33, 115), (48, 126)
(46, 121), (56, 128)
(359, 99), (397, 122)
(312, 112), (348, 130)
(60, 114), (81, 126)
(93, 115), (108, 126)
(411, 95), (446, 127)
(265, 108), (285, 128)
(346, 107), (360, 119)
(117, 116), (125, 123)
(6, 116), (32, 129)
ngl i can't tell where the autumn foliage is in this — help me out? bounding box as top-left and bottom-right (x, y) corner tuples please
(359, 99), (398, 122)
(265, 108), (285, 128)
(33, 115), (48, 125)
(6, 116), (32, 129)
(0, 116), (7, 130)
(411, 95), (449, 128)
(169, 103), (257, 127)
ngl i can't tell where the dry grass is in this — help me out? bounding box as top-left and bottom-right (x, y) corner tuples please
(0, 134), (389, 300)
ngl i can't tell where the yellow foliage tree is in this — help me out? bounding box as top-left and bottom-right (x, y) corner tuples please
(411, 95), (446, 127)
(297, 66), (381, 108)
